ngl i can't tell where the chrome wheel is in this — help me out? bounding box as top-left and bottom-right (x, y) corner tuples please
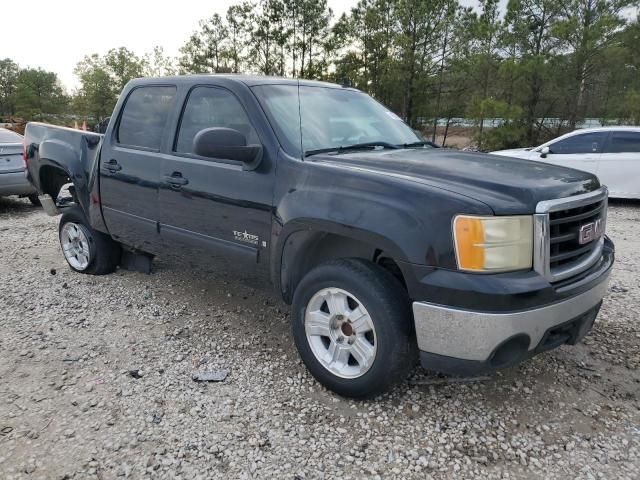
(60, 222), (92, 271)
(305, 287), (377, 379)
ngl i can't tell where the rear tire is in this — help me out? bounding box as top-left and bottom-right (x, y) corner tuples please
(58, 207), (121, 275)
(291, 258), (417, 398)
(27, 194), (41, 206)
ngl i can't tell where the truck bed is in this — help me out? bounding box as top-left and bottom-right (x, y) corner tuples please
(24, 122), (105, 228)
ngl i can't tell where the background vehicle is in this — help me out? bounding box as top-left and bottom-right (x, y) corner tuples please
(0, 128), (39, 205)
(491, 127), (640, 199)
(24, 75), (613, 398)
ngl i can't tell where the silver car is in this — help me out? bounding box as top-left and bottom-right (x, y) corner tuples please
(0, 128), (39, 205)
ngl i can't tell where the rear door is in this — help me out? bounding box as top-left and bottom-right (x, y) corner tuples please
(598, 130), (640, 198)
(100, 85), (176, 253)
(158, 85), (274, 265)
(538, 131), (606, 174)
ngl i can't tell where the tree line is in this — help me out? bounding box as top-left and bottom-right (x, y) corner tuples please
(1, 0), (639, 150)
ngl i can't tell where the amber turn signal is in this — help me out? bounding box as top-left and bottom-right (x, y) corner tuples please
(453, 215), (533, 272)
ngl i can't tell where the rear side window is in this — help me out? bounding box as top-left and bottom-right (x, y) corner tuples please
(606, 132), (640, 153)
(175, 86), (259, 155)
(117, 86), (176, 150)
(549, 132), (607, 154)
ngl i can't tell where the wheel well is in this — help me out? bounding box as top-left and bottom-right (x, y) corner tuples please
(39, 166), (72, 201)
(377, 255), (407, 289)
(280, 231), (407, 304)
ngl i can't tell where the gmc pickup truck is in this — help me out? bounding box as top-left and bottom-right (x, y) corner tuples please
(25, 75), (614, 398)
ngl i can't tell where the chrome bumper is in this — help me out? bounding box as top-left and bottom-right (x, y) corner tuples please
(412, 276), (610, 362)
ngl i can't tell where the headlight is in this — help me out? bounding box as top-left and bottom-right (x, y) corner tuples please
(453, 215), (533, 272)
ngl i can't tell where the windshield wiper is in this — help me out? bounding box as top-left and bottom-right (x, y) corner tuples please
(305, 141), (400, 157)
(398, 141), (440, 148)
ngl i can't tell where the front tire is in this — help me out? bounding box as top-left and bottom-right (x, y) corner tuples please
(292, 259), (416, 398)
(58, 207), (121, 275)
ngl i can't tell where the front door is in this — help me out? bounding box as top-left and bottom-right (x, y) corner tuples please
(100, 85), (176, 253)
(598, 130), (640, 198)
(538, 131), (607, 176)
(158, 85), (274, 267)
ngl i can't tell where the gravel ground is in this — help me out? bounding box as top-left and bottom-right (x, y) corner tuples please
(1, 197), (639, 480)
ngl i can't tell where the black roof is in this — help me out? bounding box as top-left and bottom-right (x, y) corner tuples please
(131, 74), (347, 89)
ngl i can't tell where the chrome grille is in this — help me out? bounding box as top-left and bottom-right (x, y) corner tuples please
(534, 187), (608, 283)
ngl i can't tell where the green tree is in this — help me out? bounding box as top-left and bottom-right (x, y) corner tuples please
(14, 68), (67, 120)
(466, 97), (524, 151)
(622, 90), (640, 124)
(286, 0), (333, 78)
(394, 0), (452, 125)
(60, 0), (640, 150)
(553, 0), (635, 128)
(73, 48), (146, 121)
(430, 0), (460, 141)
(501, 0), (563, 144)
(247, 0), (285, 75)
(467, 0), (502, 149)
(179, 14), (232, 73)
(144, 46), (177, 77)
(74, 54), (117, 121)
(0, 58), (19, 117)
(344, 0), (396, 102)
(226, 3), (253, 73)
(104, 47), (146, 91)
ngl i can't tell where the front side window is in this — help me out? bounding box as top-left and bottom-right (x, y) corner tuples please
(117, 86), (176, 150)
(252, 85), (420, 157)
(175, 87), (259, 155)
(548, 132), (607, 155)
(606, 131), (640, 153)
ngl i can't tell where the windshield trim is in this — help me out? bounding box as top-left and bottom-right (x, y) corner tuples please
(305, 141), (401, 157)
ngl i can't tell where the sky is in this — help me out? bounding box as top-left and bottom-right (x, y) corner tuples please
(2, 0), (488, 91)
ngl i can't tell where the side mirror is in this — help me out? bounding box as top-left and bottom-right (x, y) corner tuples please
(540, 146), (550, 158)
(193, 127), (263, 171)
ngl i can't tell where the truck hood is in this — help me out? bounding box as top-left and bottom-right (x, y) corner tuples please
(310, 148), (600, 215)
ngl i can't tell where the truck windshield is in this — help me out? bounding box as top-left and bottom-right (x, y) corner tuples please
(252, 85), (421, 158)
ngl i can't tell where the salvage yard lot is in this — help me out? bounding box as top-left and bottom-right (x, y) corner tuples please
(0, 198), (639, 480)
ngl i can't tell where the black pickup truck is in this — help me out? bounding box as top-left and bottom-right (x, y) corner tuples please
(24, 75), (614, 398)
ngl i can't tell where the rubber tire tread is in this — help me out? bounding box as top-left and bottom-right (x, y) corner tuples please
(291, 258), (417, 399)
(58, 206), (120, 275)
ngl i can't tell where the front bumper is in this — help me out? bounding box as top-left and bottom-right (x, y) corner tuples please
(411, 239), (613, 376)
(0, 170), (36, 196)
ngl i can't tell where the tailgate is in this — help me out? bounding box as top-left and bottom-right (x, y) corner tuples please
(0, 143), (24, 174)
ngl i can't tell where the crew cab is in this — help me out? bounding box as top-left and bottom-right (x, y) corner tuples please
(24, 75), (614, 398)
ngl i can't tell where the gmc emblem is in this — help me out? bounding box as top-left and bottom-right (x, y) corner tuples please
(579, 218), (604, 245)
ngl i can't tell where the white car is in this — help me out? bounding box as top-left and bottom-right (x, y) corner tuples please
(491, 127), (640, 199)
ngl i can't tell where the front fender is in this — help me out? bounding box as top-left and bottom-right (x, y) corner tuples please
(276, 193), (412, 262)
(272, 187), (422, 302)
